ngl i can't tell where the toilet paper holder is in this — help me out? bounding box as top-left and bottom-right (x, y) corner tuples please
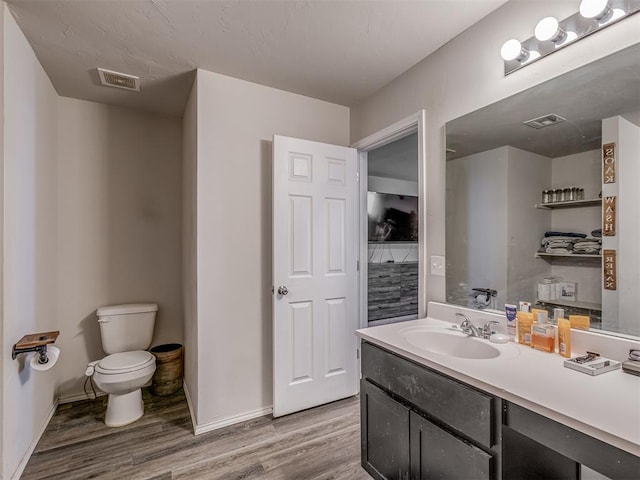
(12, 331), (60, 364)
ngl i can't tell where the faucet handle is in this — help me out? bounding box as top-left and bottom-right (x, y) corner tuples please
(482, 320), (501, 336)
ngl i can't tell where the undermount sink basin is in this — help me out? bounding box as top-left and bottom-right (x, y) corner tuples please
(403, 328), (501, 359)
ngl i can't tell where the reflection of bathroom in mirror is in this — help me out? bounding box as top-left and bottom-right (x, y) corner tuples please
(445, 44), (640, 338)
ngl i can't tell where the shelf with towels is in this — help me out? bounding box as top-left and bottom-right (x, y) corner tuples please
(534, 198), (601, 210)
(535, 252), (601, 259)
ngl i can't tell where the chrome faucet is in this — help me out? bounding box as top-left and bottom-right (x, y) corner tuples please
(456, 312), (481, 337)
(456, 313), (499, 340)
(481, 321), (501, 339)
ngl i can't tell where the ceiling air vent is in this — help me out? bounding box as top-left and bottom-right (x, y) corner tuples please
(523, 113), (566, 129)
(97, 68), (140, 91)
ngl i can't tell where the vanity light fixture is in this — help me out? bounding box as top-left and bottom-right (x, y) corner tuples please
(579, 0), (612, 20)
(500, 39), (529, 62)
(534, 17), (566, 44)
(501, 0), (639, 75)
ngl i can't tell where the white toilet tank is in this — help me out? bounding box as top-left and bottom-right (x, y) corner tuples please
(97, 303), (158, 354)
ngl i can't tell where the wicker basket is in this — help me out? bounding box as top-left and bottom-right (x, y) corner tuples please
(150, 343), (183, 396)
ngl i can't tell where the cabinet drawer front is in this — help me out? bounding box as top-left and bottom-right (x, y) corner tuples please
(362, 342), (493, 448)
(361, 380), (411, 480)
(504, 402), (640, 480)
(411, 411), (492, 480)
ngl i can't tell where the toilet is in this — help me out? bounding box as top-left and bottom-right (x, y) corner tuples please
(90, 303), (158, 427)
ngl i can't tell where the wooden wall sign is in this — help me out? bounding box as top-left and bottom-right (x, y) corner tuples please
(603, 196), (616, 236)
(603, 249), (617, 290)
(603, 143), (616, 184)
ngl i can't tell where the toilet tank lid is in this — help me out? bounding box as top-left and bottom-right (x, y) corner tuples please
(97, 303), (158, 316)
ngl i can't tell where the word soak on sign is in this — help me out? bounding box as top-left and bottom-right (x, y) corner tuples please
(603, 196), (616, 236)
(603, 249), (617, 290)
(603, 143), (616, 184)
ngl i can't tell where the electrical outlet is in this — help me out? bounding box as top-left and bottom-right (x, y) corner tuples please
(430, 255), (446, 276)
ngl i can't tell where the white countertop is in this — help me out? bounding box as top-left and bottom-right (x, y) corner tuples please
(356, 315), (640, 457)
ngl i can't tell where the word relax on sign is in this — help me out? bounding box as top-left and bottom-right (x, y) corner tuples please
(603, 249), (617, 291)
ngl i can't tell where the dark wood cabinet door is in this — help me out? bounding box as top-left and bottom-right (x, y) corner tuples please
(361, 380), (411, 480)
(410, 411), (493, 480)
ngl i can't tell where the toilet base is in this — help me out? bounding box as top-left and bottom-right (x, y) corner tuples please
(105, 389), (144, 427)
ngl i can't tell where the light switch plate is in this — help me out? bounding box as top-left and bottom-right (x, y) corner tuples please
(430, 255), (445, 276)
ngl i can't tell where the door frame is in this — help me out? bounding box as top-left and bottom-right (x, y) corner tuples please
(351, 110), (427, 329)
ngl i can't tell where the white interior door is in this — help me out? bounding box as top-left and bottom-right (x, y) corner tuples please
(272, 134), (359, 417)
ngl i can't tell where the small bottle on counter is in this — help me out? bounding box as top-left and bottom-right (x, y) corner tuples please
(516, 311), (534, 346)
(532, 312), (555, 353)
(557, 318), (571, 358)
(505, 304), (517, 341)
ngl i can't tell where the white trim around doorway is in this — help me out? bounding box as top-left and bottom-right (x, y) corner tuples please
(351, 110), (427, 330)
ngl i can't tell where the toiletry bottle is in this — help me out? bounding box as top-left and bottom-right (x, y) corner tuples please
(532, 312), (555, 353)
(553, 308), (565, 324)
(569, 315), (590, 331)
(557, 319), (571, 358)
(516, 311), (534, 346)
(518, 301), (531, 313)
(505, 304), (517, 341)
(531, 308), (548, 322)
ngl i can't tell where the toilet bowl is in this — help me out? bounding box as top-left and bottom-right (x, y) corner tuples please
(92, 350), (156, 427)
(90, 303), (158, 427)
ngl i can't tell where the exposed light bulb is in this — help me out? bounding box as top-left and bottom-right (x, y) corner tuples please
(500, 39), (529, 62)
(579, 0), (611, 20)
(534, 17), (566, 43)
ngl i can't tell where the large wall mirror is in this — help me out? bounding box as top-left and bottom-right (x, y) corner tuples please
(445, 43), (640, 338)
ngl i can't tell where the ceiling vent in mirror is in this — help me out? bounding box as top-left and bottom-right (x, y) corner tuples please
(97, 68), (140, 91)
(523, 114), (566, 129)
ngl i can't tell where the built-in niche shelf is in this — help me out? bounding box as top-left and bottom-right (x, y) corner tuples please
(535, 252), (601, 259)
(536, 299), (602, 312)
(534, 198), (601, 210)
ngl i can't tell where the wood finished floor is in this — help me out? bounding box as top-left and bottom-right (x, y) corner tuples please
(22, 389), (371, 480)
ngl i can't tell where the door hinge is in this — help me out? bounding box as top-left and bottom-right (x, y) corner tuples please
(356, 172), (360, 182)
(357, 260), (360, 271)
(357, 349), (360, 359)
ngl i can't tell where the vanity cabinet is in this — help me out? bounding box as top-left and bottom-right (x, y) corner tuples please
(360, 341), (640, 480)
(361, 342), (498, 480)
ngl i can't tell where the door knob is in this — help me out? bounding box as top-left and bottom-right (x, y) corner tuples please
(277, 286), (289, 296)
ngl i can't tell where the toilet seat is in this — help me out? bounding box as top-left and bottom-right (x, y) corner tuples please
(95, 351), (155, 375)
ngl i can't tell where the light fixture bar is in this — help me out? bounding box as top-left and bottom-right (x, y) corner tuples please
(503, 0), (640, 75)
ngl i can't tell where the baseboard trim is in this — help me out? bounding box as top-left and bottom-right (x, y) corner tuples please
(194, 406), (273, 435)
(57, 390), (107, 404)
(11, 400), (58, 480)
(182, 380), (198, 434)
(182, 381), (273, 436)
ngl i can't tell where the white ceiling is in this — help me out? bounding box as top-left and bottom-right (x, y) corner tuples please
(6, 0), (508, 116)
(446, 44), (640, 160)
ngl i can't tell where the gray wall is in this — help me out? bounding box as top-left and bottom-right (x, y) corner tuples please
(350, 0), (640, 312)
(56, 98), (183, 400)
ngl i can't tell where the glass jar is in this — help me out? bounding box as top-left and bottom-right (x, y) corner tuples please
(554, 188), (563, 202)
(578, 188), (585, 200)
(542, 190), (550, 204)
(563, 187), (571, 202)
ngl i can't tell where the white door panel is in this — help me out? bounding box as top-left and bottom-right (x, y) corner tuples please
(273, 135), (358, 417)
